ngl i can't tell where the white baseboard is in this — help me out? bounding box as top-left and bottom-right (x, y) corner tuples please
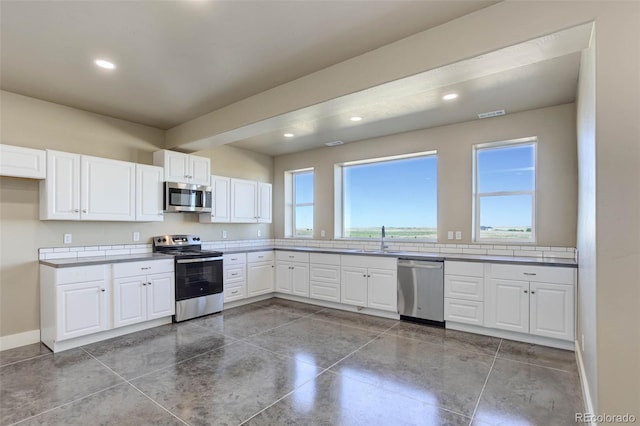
(446, 322), (574, 350)
(575, 340), (597, 425)
(0, 329), (40, 351)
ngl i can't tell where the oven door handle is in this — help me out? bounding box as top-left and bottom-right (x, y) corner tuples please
(176, 256), (224, 264)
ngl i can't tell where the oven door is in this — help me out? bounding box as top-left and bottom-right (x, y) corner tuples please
(175, 256), (223, 301)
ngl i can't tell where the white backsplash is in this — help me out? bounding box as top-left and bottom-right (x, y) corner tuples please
(39, 238), (577, 261)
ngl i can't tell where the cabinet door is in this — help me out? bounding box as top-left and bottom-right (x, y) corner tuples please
(189, 156), (210, 186)
(163, 151), (190, 183)
(136, 164), (164, 222)
(147, 272), (175, 320)
(291, 263), (310, 297)
(247, 262), (274, 296)
(486, 279), (529, 333)
(529, 281), (574, 341)
(41, 150), (81, 220)
(82, 156), (136, 221)
(0, 144), (46, 179)
(57, 280), (108, 340)
(230, 178), (257, 222)
(341, 266), (367, 306)
(276, 262), (293, 293)
(210, 175), (231, 222)
(257, 182), (272, 223)
(367, 268), (398, 312)
(113, 277), (147, 328)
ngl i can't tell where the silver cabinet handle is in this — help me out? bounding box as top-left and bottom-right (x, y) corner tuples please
(523, 272), (537, 276)
(100, 288), (105, 292)
(177, 256), (223, 264)
(231, 290), (238, 294)
(73, 209), (79, 213)
(142, 283), (146, 286)
(82, 209), (87, 213)
(289, 256), (295, 258)
(524, 290), (528, 293)
(531, 290), (535, 294)
(258, 255), (264, 259)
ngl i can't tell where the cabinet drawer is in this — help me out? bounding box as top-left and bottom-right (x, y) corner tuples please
(445, 275), (484, 301)
(113, 259), (174, 278)
(490, 264), (574, 284)
(444, 298), (484, 325)
(248, 251), (274, 263)
(56, 265), (105, 284)
(310, 264), (340, 283)
(276, 251), (310, 263)
(224, 282), (246, 302)
(445, 261), (484, 277)
(309, 253), (340, 266)
(310, 281), (340, 302)
(224, 265), (246, 283)
(224, 253), (246, 265)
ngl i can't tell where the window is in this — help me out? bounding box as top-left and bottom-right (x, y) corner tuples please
(473, 138), (536, 242)
(338, 152), (437, 240)
(285, 169), (314, 238)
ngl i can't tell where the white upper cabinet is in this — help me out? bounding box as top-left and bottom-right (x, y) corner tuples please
(0, 144), (46, 179)
(153, 150), (210, 186)
(230, 178), (258, 222)
(229, 178), (272, 223)
(40, 150), (136, 221)
(257, 182), (272, 223)
(136, 164), (164, 222)
(199, 175), (231, 223)
(81, 155), (136, 221)
(40, 150), (81, 220)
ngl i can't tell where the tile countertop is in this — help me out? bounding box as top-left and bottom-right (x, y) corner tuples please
(39, 246), (577, 268)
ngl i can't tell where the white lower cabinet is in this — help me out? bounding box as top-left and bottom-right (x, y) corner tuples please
(224, 253), (247, 302)
(57, 279), (110, 340)
(247, 251), (274, 297)
(112, 260), (175, 328)
(40, 259), (175, 352)
(309, 253), (341, 303)
(444, 261), (485, 326)
(340, 256), (397, 312)
(276, 251), (309, 297)
(485, 264), (576, 342)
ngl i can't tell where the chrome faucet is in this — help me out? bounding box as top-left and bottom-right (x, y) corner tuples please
(380, 226), (388, 251)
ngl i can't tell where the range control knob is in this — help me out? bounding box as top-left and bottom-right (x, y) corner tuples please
(194, 237), (200, 241)
(156, 238), (162, 243)
(162, 238), (167, 242)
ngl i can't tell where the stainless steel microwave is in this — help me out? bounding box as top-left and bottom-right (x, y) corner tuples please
(164, 182), (212, 213)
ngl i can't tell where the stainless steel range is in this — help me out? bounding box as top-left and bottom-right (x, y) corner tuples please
(153, 234), (223, 322)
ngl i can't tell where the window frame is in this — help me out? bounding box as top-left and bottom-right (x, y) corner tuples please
(287, 168), (314, 238)
(335, 151), (438, 241)
(472, 137), (537, 244)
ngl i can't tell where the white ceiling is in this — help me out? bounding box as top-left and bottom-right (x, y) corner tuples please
(0, 0), (498, 130)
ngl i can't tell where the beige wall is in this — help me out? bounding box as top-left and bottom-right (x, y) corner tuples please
(274, 104), (577, 247)
(576, 28), (598, 410)
(0, 92), (274, 338)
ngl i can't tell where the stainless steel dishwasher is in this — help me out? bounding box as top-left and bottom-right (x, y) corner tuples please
(397, 258), (445, 326)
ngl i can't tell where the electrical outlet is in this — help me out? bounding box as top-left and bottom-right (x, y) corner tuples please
(133, 231), (140, 242)
(447, 231), (453, 240)
(321, 230), (326, 237)
(63, 234), (72, 244)
(257, 229), (262, 237)
(455, 231), (462, 240)
(222, 230), (227, 239)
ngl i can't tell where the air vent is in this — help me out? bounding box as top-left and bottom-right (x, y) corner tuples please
(325, 140), (344, 147)
(478, 110), (506, 119)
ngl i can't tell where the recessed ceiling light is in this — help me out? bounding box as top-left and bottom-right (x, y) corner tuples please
(442, 93), (458, 100)
(95, 59), (116, 69)
(350, 116), (363, 122)
(284, 133), (295, 138)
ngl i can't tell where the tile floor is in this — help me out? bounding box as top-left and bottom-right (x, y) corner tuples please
(0, 298), (584, 425)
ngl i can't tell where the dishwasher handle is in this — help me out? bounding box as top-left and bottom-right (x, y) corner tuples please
(397, 260), (443, 270)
